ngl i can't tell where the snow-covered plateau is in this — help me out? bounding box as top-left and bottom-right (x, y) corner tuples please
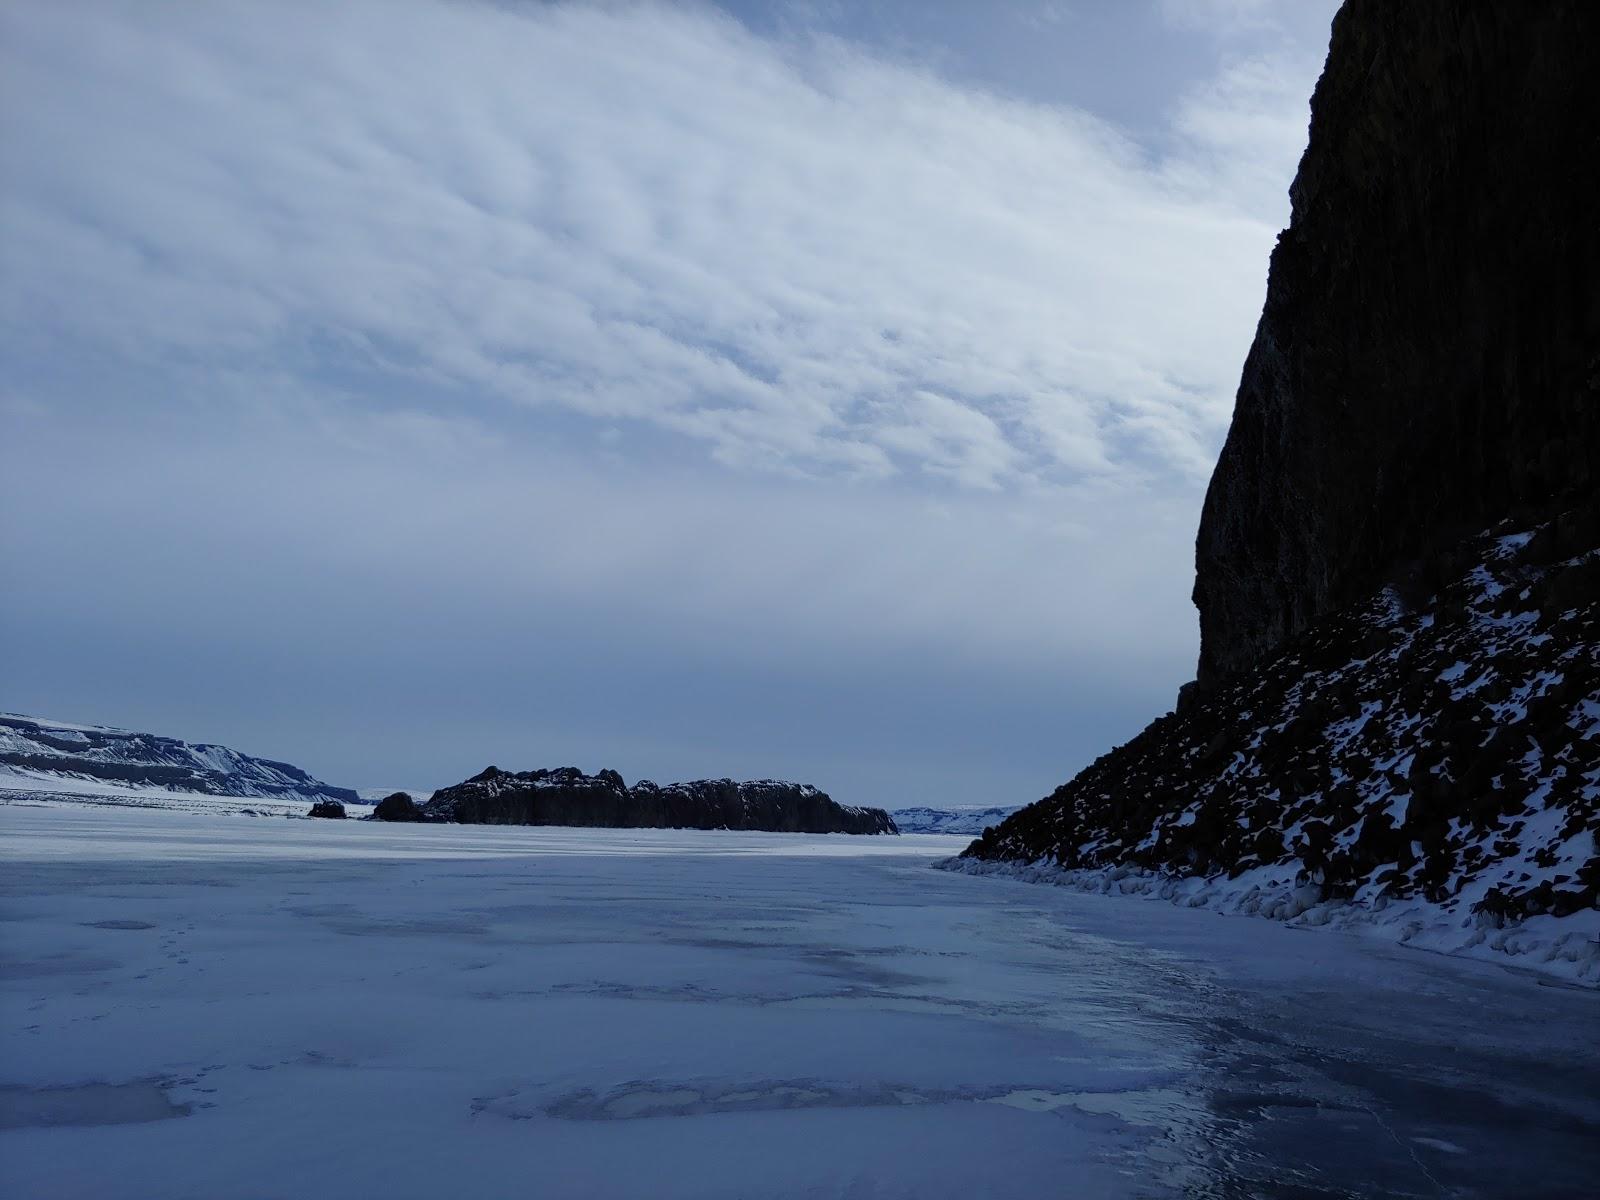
(0, 713), (358, 806)
(888, 805), (1018, 835)
(356, 787), (422, 803)
(2, 801), (1596, 1199)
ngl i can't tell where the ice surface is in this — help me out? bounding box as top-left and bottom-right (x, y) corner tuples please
(2, 804), (1597, 1198)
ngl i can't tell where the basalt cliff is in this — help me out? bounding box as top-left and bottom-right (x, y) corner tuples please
(954, 1), (1599, 974)
(1193, 0), (1598, 687)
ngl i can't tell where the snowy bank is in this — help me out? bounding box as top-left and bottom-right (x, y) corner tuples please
(937, 855), (1600, 987)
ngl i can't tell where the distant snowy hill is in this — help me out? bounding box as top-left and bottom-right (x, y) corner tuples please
(356, 786), (429, 803)
(0, 713), (358, 805)
(890, 806), (1018, 835)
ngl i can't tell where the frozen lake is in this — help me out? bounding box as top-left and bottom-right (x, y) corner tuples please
(2, 804), (1596, 1198)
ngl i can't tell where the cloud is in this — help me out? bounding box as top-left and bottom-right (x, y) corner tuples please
(0, 400), (1199, 803)
(1158, 0), (1281, 35)
(0, 0), (1315, 489)
(0, 0), (1334, 802)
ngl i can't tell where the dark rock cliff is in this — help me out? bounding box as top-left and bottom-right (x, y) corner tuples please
(1195, 0), (1600, 688)
(423, 766), (897, 834)
(957, 1), (1599, 936)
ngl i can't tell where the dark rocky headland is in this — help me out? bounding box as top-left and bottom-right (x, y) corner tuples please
(957, 1), (1598, 937)
(396, 767), (896, 834)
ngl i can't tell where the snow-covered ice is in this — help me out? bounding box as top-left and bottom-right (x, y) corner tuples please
(2, 804), (1597, 1198)
(942, 856), (1600, 986)
(0, 776), (314, 818)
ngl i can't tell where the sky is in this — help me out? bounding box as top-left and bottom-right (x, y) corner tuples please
(0, 0), (1339, 808)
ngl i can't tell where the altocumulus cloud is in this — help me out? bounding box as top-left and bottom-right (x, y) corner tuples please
(2, 0), (1317, 484)
(0, 1), (1331, 803)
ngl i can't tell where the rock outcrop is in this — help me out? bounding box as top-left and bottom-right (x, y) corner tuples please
(307, 800), (347, 819)
(1194, 0), (1599, 688)
(956, 0), (1599, 953)
(372, 791), (423, 822)
(0, 713), (360, 805)
(422, 766), (896, 834)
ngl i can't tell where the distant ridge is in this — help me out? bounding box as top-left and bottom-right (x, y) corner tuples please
(0, 712), (359, 805)
(890, 806), (1017, 835)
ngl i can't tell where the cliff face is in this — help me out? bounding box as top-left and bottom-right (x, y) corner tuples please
(423, 766), (897, 834)
(955, 1), (1600, 959)
(1195, 0), (1600, 687)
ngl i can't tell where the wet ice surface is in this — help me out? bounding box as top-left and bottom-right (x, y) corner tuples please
(0, 1081), (191, 1130)
(1, 806), (1596, 1199)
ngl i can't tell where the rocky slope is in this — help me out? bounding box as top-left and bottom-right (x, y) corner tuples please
(953, 1), (1599, 976)
(964, 516), (1597, 922)
(0, 713), (359, 805)
(1194, 0), (1599, 687)
(423, 766), (896, 834)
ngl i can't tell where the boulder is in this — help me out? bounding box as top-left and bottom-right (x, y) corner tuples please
(372, 792), (422, 822)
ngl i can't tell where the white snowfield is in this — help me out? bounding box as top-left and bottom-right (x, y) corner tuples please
(2, 804), (1597, 1199)
(0, 774), (314, 817)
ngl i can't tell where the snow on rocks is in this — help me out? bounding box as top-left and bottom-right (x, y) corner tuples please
(953, 513), (1599, 981)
